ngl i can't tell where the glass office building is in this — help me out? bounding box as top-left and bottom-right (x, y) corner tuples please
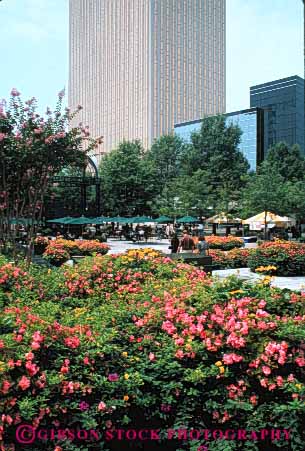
(174, 108), (264, 171)
(250, 76), (305, 156)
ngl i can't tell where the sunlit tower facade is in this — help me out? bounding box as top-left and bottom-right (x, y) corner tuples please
(69, 0), (226, 158)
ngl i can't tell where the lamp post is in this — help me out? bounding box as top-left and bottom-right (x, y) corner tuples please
(173, 197), (180, 225)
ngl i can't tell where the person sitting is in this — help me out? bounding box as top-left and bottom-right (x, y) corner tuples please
(196, 236), (209, 255)
(177, 230), (195, 253)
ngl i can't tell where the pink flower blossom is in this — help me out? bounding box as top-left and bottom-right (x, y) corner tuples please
(175, 349), (184, 359)
(18, 376), (30, 391)
(64, 336), (80, 349)
(1, 380), (11, 394)
(108, 373), (119, 382)
(25, 361), (39, 376)
(295, 357), (305, 367)
(250, 395), (257, 405)
(223, 353), (243, 365)
(148, 352), (155, 361)
(11, 88), (21, 97)
(262, 365), (271, 376)
(98, 401), (106, 411)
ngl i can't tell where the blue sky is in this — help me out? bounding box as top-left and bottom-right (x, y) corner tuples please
(0, 0), (303, 114)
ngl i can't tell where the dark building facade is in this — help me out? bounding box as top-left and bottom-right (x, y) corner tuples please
(174, 108), (264, 171)
(250, 76), (305, 156)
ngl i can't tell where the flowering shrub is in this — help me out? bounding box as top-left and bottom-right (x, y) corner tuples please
(42, 239), (110, 266)
(0, 89), (102, 260)
(210, 248), (253, 269)
(248, 240), (305, 276)
(206, 235), (244, 250)
(1, 252), (305, 450)
(255, 265), (277, 276)
(73, 239), (110, 256)
(42, 242), (70, 266)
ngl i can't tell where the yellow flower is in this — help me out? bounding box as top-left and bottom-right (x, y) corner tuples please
(229, 289), (244, 295)
(219, 366), (225, 374)
(295, 384), (302, 390)
(122, 352), (128, 358)
(215, 361), (222, 367)
(124, 373), (129, 380)
(74, 307), (87, 317)
(123, 395), (129, 401)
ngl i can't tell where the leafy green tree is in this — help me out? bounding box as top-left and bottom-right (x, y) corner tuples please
(180, 115), (249, 215)
(99, 140), (156, 216)
(152, 169), (215, 219)
(283, 181), (305, 221)
(265, 142), (305, 182)
(240, 163), (288, 239)
(145, 135), (187, 190)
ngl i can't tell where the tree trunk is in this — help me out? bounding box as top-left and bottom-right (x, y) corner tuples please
(264, 210), (267, 241)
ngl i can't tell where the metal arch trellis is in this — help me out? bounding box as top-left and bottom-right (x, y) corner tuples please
(51, 156), (101, 216)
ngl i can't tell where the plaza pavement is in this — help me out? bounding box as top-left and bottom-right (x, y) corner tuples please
(212, 267), (305, 291)
(107, 237), (172, 254)
(107, 238), (305, 291)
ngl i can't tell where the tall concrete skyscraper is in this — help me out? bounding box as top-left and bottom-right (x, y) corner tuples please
(69, 0), (226, 157)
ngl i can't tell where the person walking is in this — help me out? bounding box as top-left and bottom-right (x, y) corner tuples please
(196, 236), (209, 255)
(178, 230), (195, 253)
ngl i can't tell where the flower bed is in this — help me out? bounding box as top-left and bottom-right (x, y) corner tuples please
(1, 251), (305, 450)
(248, 240), (305, 276)
(42, 241), (70, 266)
(42, 239), (110, 266)
(206, 235), (244, 250)
(210, 248), (253, 269)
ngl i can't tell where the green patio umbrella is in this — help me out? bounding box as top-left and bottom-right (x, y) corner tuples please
(67, 217), (95, 225)
(176, 216), (199, 223)
(107, 216), (129, 223)
(155, 215), (173, 223)
(129, 216), (156, 223)
(91, 216), (109, 224)
(47, 217), (74, 224)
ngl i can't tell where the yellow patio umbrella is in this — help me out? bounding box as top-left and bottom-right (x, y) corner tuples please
(243, 212), (293, 239)
(242, 211), (293, 227)
(207, 213), (241, 224)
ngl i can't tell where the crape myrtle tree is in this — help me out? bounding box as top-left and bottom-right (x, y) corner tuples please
(0, 88), (101, 260)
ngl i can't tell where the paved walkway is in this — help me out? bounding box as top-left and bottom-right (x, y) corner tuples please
(105, 240), (305, 291)
(107, 238), (171, 254)
(212, 268), (305, 291)
(107, 238), (257, 255)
